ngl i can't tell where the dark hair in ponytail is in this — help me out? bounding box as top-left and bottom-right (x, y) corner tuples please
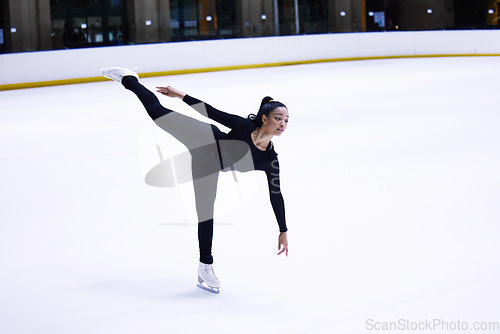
(248, 96), (287, 128)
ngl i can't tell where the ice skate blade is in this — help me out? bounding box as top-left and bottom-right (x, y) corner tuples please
(197, 283), (220, 294)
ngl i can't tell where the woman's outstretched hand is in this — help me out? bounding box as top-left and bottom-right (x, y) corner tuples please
(278, 232), (288, 256)
(156, 86), (186, 99)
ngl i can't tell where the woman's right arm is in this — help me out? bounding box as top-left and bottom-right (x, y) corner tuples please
(156, 86), (185, 99)
(156, 86), (245, 129)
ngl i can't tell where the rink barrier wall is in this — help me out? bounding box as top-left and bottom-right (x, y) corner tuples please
(2, 30), (500, 91)
(2, 53), (500, 91)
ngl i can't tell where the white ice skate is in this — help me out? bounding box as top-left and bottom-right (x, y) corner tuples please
(100, 67), (138, 83)
(197, 262), (220, 294)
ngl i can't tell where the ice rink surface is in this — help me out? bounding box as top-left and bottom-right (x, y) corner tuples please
(1, 57), (500, 333)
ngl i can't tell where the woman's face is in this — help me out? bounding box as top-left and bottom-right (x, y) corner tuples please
(263, 107), (289, 136)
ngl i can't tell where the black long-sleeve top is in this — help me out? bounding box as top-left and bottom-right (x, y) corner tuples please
(183, 95), (287, 233)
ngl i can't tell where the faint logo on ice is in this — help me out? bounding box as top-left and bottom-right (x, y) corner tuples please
(136, 102), (258, 226)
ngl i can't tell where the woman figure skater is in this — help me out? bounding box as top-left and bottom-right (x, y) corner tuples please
(101, 67), (289, 293)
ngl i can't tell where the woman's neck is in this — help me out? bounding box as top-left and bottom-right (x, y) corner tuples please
(251, 127), (273, 151)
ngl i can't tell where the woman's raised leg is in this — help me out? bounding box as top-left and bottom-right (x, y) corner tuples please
(122, 76), (218, 153)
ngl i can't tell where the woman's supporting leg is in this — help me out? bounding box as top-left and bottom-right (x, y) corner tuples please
(198, 219), (214, 264)
(191, 154), (220, 264)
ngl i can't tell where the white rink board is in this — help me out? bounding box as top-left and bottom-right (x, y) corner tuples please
(2, 30), (500, 85)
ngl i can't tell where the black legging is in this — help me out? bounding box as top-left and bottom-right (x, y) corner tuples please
(123, 76), (221, 264)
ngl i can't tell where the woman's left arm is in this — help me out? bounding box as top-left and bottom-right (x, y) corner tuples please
(266, 159), (288, 256)
(278, 232), (288, 256)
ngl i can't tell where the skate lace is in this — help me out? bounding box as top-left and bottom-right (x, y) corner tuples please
(103, 69), (122, 81)
(103, 68), (136, 82)
(203, 265), (217, 280)
(112, 69), (125, 77)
